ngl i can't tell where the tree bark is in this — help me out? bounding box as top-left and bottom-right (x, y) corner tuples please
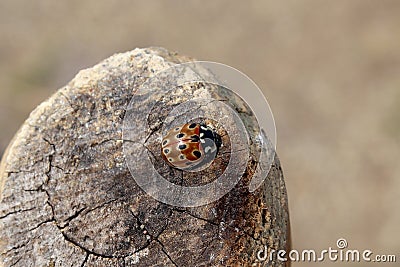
(0, 47), (290, 266)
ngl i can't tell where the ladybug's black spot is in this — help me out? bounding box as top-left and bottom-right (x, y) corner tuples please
(177, 133), (185, 138)
(164, 149), (170, 154)
(178, 144), (187, 150)
(193, 150), (202, 159)
(188, 123), (197, 129)
(191, 135), (200, 142)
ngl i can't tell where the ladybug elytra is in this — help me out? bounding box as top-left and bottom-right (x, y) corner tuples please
(161, 123), (222, 170)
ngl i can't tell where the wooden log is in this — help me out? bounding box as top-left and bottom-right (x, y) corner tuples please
(0, 47), (290, 266)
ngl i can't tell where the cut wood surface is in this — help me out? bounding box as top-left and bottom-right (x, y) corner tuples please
(0, 47), (290, 267)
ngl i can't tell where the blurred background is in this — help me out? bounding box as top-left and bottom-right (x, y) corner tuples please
(0, 1), (399, 266)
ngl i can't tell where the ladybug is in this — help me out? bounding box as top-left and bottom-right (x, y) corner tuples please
(161, 123), (222, 170)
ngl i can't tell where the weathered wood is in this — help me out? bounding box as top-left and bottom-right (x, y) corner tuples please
(0, 47), (290, 266)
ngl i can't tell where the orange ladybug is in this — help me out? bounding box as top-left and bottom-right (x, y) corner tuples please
(161, 123), (221, 170)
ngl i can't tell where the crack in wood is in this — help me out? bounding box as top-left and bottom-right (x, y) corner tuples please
(0, 207), (36, 220)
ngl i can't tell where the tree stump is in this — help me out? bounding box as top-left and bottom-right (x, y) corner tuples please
(0, 47), (290, 266)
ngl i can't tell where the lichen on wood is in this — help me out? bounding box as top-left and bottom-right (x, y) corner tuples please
(0, 47), (290, 266)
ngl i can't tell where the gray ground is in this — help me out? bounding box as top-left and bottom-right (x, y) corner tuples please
(1, 1), (399, 266)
